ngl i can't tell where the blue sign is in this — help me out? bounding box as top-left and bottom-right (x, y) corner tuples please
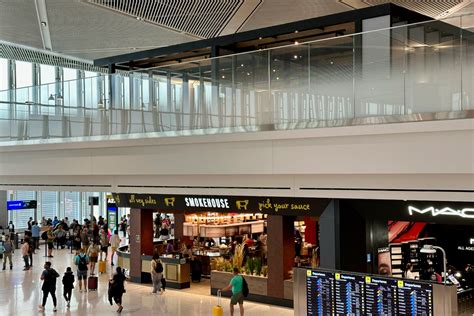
(7, 200), (37, 210)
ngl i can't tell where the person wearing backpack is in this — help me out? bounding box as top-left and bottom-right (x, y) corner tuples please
(150, 253), (163, 294)
(220, 267), (246, 316)
(74, 249), (89, 292)
(87, 242), (100, 275)
(38, 261), (60, 312)
(62, 267), (75, 308)
(2, 235), (13, 270)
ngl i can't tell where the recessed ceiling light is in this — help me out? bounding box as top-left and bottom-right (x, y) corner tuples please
(295, 30), (298, 33)
(294, 41), (299, 45)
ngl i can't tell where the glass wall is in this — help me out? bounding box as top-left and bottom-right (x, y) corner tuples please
(7, 190), (106, 229)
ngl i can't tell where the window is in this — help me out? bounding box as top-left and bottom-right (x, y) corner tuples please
(0, 58), (8, 91)
(64, 192), (81, 221)
(8, 191), (35, 229)
(40, 64), (56, 105)
(15, 61), (33, 88)
(63, 68), (78, 107)
(40, 191), (58, 222)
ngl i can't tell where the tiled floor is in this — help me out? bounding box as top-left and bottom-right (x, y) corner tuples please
(0, 246), (293, 316)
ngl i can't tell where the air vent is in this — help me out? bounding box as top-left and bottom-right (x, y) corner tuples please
(87, 0), (244, 38)
(0, 40), (107, 73)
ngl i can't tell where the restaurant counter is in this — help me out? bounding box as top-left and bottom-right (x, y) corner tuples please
(116, 245), (190, 288)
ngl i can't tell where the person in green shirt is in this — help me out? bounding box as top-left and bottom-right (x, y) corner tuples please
(220, 267), (244, 316)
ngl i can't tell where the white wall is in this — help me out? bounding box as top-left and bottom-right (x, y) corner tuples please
(0, 118), (472, 201)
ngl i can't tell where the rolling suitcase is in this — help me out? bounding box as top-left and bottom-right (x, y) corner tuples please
(88, 276), (98, 291)
(213, 290), (224, 316)
(98, 260), (106, 274)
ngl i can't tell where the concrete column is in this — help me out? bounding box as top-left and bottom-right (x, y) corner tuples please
(319, 200), (340, 270)
(0, 191), (7, 228)
(267, 215), (295, 298)
(174, 212), (185, 240)
(129, 208), (154, 283)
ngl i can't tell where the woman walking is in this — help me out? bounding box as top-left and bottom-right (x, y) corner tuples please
(108, 267), (126, 313)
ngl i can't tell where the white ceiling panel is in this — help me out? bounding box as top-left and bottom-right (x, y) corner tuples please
(0, 0), (43, 48)
(46, 0), (195, 60)
(240, 0), (349, 31)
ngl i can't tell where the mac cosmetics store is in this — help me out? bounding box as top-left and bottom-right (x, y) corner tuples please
(316, 199), (474, 314)
(111, 193), (329, 307)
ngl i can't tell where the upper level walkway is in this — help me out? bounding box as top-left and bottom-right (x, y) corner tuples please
(0, 16), (473, 144)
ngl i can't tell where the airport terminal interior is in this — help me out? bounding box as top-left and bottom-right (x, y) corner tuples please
(0, 0), (473, 315)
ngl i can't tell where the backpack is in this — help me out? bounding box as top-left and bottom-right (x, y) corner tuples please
(78, 255), (88, 271)
(3, 241), (12, 253)
(154, 260), (163, 273)
(41, 231), (48, 241)
(242, 276), (249, 297)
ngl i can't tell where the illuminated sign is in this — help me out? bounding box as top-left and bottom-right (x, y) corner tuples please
(7, 200), (37, 210)
(408, 206), (474, 219)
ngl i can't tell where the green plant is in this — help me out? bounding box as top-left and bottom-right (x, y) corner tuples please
(232, 243), (245, 270)
(245, 258), (255, 275)
(254, 257), (262, 276)
(261, 265), (268, 277)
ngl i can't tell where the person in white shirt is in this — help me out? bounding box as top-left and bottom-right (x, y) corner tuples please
(109, 230), (121, 266)
(404, 263), (418, 279)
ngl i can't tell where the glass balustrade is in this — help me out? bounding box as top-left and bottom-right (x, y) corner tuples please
(0, 16), (473, 143)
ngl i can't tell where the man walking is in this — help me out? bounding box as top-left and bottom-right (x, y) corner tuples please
(220, 267), (245, 316)
(32, 221), (41, 250)
(74, 249), (89, 292)
(39, 261), (59, 312)
(2, 235), (13, 270)
(21, 239), (30, 271)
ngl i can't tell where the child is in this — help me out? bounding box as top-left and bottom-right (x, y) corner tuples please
(62, 267), (75, 308)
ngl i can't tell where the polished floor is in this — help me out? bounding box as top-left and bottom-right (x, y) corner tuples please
(0, 245), (293, 316)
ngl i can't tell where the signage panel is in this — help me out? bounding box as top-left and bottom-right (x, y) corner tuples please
(112, 193), (329, 216)
(396, 280), (433, 316)
(306, 270), (334, 315)
(7, 200), (37, 210)
(364, 276), (397, 316)
(334, 272), (365, 315)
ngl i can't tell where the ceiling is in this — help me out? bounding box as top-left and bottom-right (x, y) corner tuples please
(0, 0), (473, 63)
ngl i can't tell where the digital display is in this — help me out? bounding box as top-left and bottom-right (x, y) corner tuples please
(396, 280), (433, 316)
(306, 270), (334, 315)
(305, 270), (434, 316)
(334, 273), (365, 315)
(364, 276), (397, 316)
(7, 200), (37, 210)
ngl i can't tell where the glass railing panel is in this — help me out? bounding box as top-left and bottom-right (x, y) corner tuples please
(461, 24), (474, 110)
(354, 26), (406, 118)
(309, 36), (355, 123)
(405, 17), (462, 114)
(270, 43), (310, 126)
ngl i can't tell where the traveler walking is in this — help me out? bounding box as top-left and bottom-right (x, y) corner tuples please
(99, 227), (109, 261)
(2, 235), (13, 270)
(47, 228), (55, 257)
(21, 239), (30, 271)
(62, 267), (75, 308)
(110, 230), (121, 266)
(150, 253), (163, 294)
(74, 249), (89, 292)
(32, 222), (41, 250)
(27, 217), (33, 231)
(38, 261), (60, 312)
(87, 242), (100, 275)
(26, 236), (34, 267)
(220, 267), (246, 316)
(108, 267), (126, 313)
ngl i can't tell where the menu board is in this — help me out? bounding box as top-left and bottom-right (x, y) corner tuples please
(334, 273), (365, 315)
(396, 280), (433, 316)
(306, 270), (334, 315)
(364, 276), (397, 316)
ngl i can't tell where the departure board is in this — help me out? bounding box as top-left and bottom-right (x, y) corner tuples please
(306, 270), (335, 315)
(396, 280), (433, 316)
(364, 276), (397, 316)
(334, 273), (365, 315)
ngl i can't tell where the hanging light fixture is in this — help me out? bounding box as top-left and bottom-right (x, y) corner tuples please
(48, 94), (54, 101)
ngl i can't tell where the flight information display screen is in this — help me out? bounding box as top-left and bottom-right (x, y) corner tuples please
(396, 280), (433, 316)
(334, 273), (365, 315)
(364, 276), (397, 316)
(305, 270), (434, 316)
(306, 270), (334, 315)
